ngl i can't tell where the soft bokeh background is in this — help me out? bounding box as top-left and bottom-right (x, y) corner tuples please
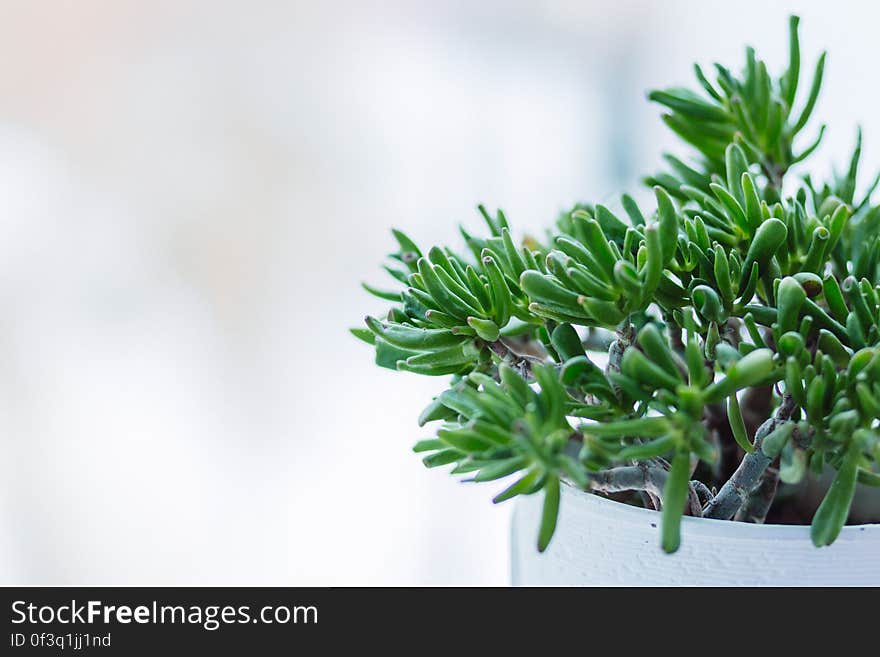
(0, 0), (876, 585)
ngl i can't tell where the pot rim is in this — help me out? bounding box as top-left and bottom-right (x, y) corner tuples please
(561, 480), (880, 542)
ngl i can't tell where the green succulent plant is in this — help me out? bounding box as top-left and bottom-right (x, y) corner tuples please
(354, 16), (880, 553)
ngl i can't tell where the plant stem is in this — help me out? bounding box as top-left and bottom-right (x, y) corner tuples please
(639, 491), (660, 511)
(589, 463), (667, 497)
(687, 483), (703, 517)
(734, 467), (779, 523)
(606, 324), (632, 374)
(702, 394), (796, 520)
(487, 338), (543, 378)
(690, 480), (714, 506)
(606, 323), (634, 399)
(589, 464), (703, 516)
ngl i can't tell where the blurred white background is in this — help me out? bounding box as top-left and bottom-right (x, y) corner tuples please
(0, 0), (877, 585)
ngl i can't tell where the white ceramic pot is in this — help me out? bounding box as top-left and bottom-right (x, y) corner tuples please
(511, 482), (880, 585)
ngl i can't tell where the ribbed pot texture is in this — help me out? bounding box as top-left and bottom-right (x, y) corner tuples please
(511, 483), (880, 586)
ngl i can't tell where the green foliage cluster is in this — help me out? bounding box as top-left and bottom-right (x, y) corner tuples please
(354, 16), (880, 553)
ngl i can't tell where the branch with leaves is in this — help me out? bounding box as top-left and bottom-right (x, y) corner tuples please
(354, 16), (880, 553)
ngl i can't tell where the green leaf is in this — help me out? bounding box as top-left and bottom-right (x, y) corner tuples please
(520, 271), (583, 314)
(782, 15), (801, 110)
(654, 186), (679, 264)
(418, 397), (457, 426)
(418, 257), (480, 320)
(566, 261), (618, 300)
(361, 281), (402, 302)
(433, 261), (486, 313)
(641, 224), (664, 296)
(713, 244), (733, 303)
(692, 285), (725, 323)
(741, 173), (763, 234)
(575, 213), (619, 278)
(792, 51), (826, 136)
(693, 63), (722, 102)
(580, 416), (670, 438)
(466, 316), (500, 341)
(636, 324), (679, 379)
(482, 252), (512, 327)
(761, 421), (794, 459)
(776, 331), (805, 359)
(550, 323), (585, 361)
(422, 449), (463, 468)
(661, 451), (691, 554)
(621, 193), (646, 226)
(728, 347), (776, 388)
(477, 204), (504, 236)
(533, 363), (565, 423)
(776, 277), (806, 334)
(617, 435), (675, 460)
(724, 143), (750, 206)
(613, 260), (643, 300)
(580, 297), (626, 326)
(474, 456), (527, 482)
(595, 204), (628, 243)
(858, 469), (880, 488)
(811, 444), (860, 546)
(499, 364), (533, 407)
(493, 468), (544, 503)
(375, 339), (418, 370)
(792, 125), (826, 164)
(405, 341), (480, 368)
(413, 439), (444, 453)
(537, 476), (561, 552)
(710, 182), (748, 232)
(560, 355), (605, 387)
(802, 226), (830, 273)
(622, 347), (681, 390)
(649, 88), (730, 122)
(391, 228), (422, 259)
(558, 455), (589, 488)
(728, 393), (754, 453)
(471, 419), (513, 446)
(779, 442), (807, 484)
(741, 218), (787, 279)
(350, 327), (376, 345)
(817, 329), (851, 367)
(366, 316), (463, 351)
(805, 375), (826, 423)
(437, 428), (494, 453)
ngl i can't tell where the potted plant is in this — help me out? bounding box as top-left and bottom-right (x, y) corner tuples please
(353, 16), (880, 585)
